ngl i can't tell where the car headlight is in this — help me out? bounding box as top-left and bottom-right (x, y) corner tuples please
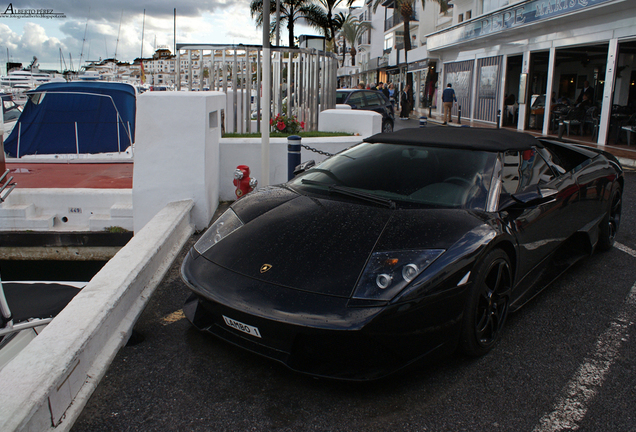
(353, 250), (444, 301)
(193, 208), (244, 255)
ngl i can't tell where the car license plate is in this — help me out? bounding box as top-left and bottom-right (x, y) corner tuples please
(223, 315), (262, 338)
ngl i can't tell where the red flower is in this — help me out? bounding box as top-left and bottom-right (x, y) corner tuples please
(300, 121), (305, 129)
(277, 121), (286, 131)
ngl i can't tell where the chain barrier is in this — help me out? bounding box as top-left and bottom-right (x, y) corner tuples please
(300, 144), (334, 157)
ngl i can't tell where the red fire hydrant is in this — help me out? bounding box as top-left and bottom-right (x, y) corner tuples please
(233, 165), (257, 199)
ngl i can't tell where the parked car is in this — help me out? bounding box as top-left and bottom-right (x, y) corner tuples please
(336, 89), (395, 133)
(181, 127), (623, 380)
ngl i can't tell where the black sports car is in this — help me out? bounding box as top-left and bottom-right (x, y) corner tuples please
(181, 127), (623, 380)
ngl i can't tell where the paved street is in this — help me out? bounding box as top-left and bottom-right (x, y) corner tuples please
(72, 167), (636, 432)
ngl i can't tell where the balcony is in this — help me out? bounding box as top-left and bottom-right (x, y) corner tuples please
(384, 11), (418, 32)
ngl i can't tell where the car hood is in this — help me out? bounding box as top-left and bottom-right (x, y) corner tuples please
(204, 186), (487, 298)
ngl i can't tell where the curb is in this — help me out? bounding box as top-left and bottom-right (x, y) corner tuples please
(0, 200), (195, 432)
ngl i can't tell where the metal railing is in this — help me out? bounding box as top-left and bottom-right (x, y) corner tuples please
(176, 44), (339, 133)
(0, 170), (15, 203)
(384, 11), (418, 32)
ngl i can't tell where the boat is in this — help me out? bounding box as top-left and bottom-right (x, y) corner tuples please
(1, 93), (23, 138)
(3, 81), (136, 160)
(0, 278), (85, 370)
(0, 70), (53, 88)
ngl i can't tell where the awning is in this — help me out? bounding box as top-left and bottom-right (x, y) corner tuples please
(408, 59), (429, 72)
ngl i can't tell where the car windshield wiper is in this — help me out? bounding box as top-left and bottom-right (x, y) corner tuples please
(301, 179), (396, 209)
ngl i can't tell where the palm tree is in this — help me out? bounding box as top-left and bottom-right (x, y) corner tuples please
(372, 0), (447, 88)
(340, 14), (372, 67)
(332, 11), (347, 61)
(373, 0), (447, 53)
(314, 0), (355, 43)
(250, 0), (327, 47)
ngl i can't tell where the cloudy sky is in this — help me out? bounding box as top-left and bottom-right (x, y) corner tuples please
(0, 0), (332, 72)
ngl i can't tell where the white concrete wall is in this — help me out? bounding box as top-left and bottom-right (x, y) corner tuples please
(133, 92), (225, 232)
(0, 200), (194, 432)
(318, 109), (382, 136)
(219, 135), (363, 201)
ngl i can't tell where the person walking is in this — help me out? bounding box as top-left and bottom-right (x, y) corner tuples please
(388, 83), (396, 107)
(379, 82), (390, 99)
(442, 83), (457, 125)
(400, 84), (412, 120)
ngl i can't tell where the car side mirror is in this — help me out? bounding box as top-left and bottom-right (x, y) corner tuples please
(293, 160), (315, 177)
(499, 186), (558, 211)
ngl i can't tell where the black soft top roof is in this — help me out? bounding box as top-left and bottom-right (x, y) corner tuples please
(364, 126), (539, 152)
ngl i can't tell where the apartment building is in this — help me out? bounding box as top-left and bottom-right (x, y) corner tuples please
(339, 0), (636, 146)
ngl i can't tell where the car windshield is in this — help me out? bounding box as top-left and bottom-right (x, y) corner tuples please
(289, 142), (497, 210)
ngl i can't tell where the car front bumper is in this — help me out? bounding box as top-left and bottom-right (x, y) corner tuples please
(181, 250), (467, 380)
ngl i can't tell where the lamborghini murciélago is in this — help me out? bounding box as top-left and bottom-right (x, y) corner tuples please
(181, 127), (623, 380)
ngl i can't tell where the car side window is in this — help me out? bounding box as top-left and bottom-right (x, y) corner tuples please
(501, 149), (557, 194)
(347, 92), (366, 108)
(536, 146), (567, 175)
(364, 92), (382, 107)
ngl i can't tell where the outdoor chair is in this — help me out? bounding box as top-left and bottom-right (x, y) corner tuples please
(551, 104), (569, 132)
(558, 106), (586, 138)
(619, 113), (636, 146)
(583, 106), (600, 140)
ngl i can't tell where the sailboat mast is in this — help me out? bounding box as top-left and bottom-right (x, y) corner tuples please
(114, 10), (123, 60)
(140, 9), (145, 59)
(79, 8), (90, 71)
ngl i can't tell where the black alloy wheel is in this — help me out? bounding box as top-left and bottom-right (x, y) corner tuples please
(598, 183), (622, 251)
(460, 249), (512, 357)
(382, 120), (394, 133)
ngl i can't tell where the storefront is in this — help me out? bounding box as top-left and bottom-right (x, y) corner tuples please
(407, 59), (439, 110)
(426, 0), (636, 145)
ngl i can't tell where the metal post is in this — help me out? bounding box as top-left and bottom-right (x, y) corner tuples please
(458, 105), (462, 124)
(233, 49), (238, 133)
(256, 49), (261, 133)
(0, 128), (5, 175)
(287, 135), (301, 180)
(262, 0), (271, 187)
(419, 116), (427, 128)
(496, 110), (501, 129)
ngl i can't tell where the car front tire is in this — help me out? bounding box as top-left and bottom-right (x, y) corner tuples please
(460, 249), (512, 357)
(382, 120), (393, 133)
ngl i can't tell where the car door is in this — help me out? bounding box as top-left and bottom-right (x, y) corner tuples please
(362, 91), (386, 118)
(499, 147), (581, 281)
(571, 156), (617, 229)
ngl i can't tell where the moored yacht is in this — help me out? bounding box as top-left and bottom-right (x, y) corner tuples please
(0, 70), (52, 88)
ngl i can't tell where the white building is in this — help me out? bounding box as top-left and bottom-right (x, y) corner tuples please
(339, 0), (636, 146)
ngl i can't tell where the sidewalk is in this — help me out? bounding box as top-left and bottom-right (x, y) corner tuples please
(413, 111), (636, 169)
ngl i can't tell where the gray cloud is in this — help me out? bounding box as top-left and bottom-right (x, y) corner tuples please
(0, 0), (255, 71)
(8, 1), (246, 22)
